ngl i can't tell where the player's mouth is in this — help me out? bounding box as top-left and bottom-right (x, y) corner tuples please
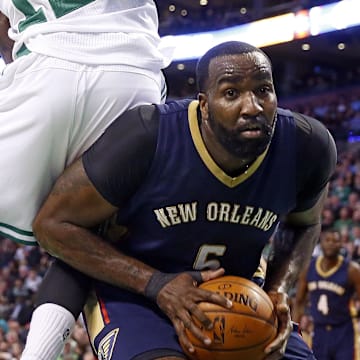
(238, 125), (264, 139)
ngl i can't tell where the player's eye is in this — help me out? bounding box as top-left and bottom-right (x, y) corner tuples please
(257, 85), (272, 95)
(225, 89), (237, 98)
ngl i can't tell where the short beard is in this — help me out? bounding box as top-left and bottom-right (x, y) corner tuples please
(208, 113), (275, 160)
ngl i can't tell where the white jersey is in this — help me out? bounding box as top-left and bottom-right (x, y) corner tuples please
(0, 0), (173, 69)
(0, 0), (172, 245)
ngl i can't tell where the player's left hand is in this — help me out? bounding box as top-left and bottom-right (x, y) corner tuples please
(263, 291), (292, 360)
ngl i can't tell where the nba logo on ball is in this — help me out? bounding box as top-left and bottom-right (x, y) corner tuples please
(212, 316), (225, 344)
(181, 276), (278, 360)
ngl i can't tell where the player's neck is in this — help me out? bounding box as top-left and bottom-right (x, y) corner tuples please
(320, 255), (341, 271)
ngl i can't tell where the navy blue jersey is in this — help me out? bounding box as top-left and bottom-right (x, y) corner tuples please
(82, 99), (336, 358)
(307, 255), (355, 326)
(84, 99), (336, 278)
(96, 99), (298, 278)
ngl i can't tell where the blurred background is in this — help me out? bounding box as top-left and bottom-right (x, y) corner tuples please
(157, 0), (360, 146)
(1, 0), (360, 359)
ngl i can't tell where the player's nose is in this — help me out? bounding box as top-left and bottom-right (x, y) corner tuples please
(239, 91), (262, 117)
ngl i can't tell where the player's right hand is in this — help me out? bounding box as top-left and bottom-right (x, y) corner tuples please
(155, 269), (232, 354)
(263, 291), (292, 360)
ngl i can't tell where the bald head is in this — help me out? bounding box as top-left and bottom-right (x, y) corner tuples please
(196, 41), (272, 93)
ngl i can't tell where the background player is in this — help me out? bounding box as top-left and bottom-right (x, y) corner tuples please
(32, 41), (337, 360)
(293, 229), (360, 360)
(0, 1), (172, 359)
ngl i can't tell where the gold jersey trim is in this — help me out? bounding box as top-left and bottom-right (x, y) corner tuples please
(83, 291), (105, 349)
(188, 100), (269, 188)
(315, 255), (344, 278)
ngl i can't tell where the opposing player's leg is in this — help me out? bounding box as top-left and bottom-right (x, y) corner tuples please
(0, 54), (164, 245)
(0, 54), (83, 245)
(21, 260), (92, 360)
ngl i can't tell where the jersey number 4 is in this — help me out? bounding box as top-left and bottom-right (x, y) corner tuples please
(317, 294), (329, 315)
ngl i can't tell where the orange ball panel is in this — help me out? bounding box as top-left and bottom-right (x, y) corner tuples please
(181, 276), (278, 360)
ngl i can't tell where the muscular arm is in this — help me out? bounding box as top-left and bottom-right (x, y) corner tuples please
(34, 156), (230, 350)
(264, 187), (327, 294)
(264, 112), (337, 294)
(292, 267), (309, 323)
(34, 105), (161, 294)
(348, 261), (360, 300)
(261, 189), (326, 356)
(262, 112), (336, 356)
(33, 158), (157, 294)
(0, 12), (13, 64)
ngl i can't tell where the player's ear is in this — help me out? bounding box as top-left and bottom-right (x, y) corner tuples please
(198, 92), (209, 121)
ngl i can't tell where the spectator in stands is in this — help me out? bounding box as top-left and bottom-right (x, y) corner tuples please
(23, 270), (42, 295)
(334, 206), (353, 233)
(331, 176), (352, 205)
(321, 208), (335, 231)
(347, 192), (360, 211)
(348, 111), (360, 132)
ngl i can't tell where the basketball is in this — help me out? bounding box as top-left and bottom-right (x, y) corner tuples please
(181, 276), (278, 360)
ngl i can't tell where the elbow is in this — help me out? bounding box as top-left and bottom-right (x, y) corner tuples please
(32, 214), (58, 256)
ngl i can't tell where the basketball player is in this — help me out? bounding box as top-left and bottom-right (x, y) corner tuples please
(33, 41), (337, 359)
(293, 229), (360, 360)
(0, 1), (172, 359)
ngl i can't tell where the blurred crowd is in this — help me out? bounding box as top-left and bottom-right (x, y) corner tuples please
(164, 58), (360, 102)
(157, 0), (339, 36)
(282, 86), (360, 143)
(0, 242), (95, 359)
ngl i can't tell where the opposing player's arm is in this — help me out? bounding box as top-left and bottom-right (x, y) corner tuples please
(0, 11), (13, 64)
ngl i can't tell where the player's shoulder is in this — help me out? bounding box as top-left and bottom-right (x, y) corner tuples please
(348, 259), (360, 284)
(278, 108), (329, 138)
(279, 107), (336, 154)
(155, 98), (195, 116)
(349, 259), (360, 272)
(292, 110), (333, 146)
(123, 99), (195, 132)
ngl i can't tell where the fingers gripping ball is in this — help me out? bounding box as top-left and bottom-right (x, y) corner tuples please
(181, 276), (278, 360)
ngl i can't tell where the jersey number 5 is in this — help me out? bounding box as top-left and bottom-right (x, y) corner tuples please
(193, 244), (227, 270)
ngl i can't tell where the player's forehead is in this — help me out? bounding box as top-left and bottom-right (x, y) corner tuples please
(323, 232), (340, 242)
(207, 52), (272, 86)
